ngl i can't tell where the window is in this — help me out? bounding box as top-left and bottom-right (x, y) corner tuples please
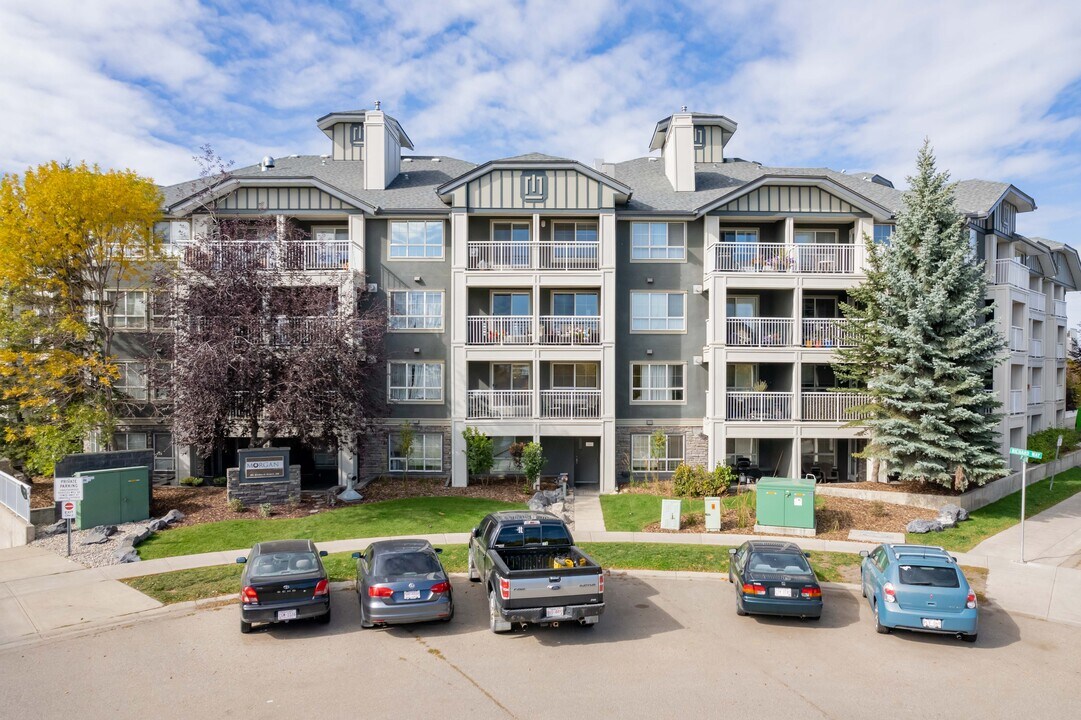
(310, 227), (350, 267)
(630, 292), (685, 332)
(631, 363), (684, 402)
(151, 291), (174, 330)
(552, 363), (598, 389)
(116, 362), (147, 400)
(388, 362), (443, 402)
(389, 221), (444, 259)
(727, 363), (757, 389)
(552, 222), (598, 243)
(109, 291), (147, 330)
(720, 229), (758, 244)
(492, 292), (530, 315)
(114, 432), (148, 450)
(492, 363), (531, 390)
(873, 224), (893, 245)
(552, 292), (598, 316)
(388, 290), (444, 330)
(631, 433), (684, 472)
(388, 432), (442, 472)
(631, 222), (686, 260)
(152, 362), (172, 401)
(897, 565), (960, 588)
(154, 221), (190, 244)
(794, 229), (839, 244)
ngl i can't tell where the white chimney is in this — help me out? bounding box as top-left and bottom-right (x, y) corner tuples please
(663, 112), (696, 192)
(362, 108), (400, 191)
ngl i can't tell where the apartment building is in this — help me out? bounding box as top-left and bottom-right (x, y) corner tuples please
(109, 106), (1078, 491)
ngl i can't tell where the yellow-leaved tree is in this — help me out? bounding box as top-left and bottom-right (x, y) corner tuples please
(0, 161), (162, 475)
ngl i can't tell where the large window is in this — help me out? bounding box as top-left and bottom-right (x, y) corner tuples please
(720, 229), (758, 244)
(552, 363), (598, 389)
(631, 363), (685, 402)
(388, 362), (443, 402)
(109, 291), (147, 330)
(631, 433), (685, 472)
(116, 362), (147, 400)
(552, 292), (598, 316)
(388, 432), (442, 472)
(552, 222), (598, 243)
(873, 224), (893, 245)
(114, 431), (148, 450)
(389, 221), (444, 259)
(794, 229), (839, 244)
(151, 290), (174, 330)
(152, 362), (172, 401)
(388, 290), (444, 330)
(631, 222), (686, 260)
(630, 292), (685, 332)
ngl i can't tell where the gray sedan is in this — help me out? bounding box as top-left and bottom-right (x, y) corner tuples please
(354, 540), (453, 628)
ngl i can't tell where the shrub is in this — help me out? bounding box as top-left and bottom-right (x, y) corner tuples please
(210, 476), (228, 487)
(462, 427), (494, 479)
(521, 441), (545, 490)
(709, 464), (735, 495)
(179, 476), (203, 487)
(1027, 427), (1081, 465)
(672, 463), (736, 497)
(227, 498), (244, 513)
(734, 491), (756, 529)
(259, 503), (273, 518)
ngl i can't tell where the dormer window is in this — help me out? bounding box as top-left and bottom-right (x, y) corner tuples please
(350, 123), (364, 146)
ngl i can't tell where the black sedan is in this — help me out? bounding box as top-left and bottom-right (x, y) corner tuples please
(237, 539), (332, 633)
(354, 539), (453, 628)
(728, 540), (823, 619)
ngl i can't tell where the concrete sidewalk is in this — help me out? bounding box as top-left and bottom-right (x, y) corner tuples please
(969, 490), (1081, 568)
(572, 487), (606, 532)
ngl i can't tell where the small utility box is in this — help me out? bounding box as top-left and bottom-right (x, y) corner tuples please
(704, 496), (722, 532)
(660, 499), (682, 531)
(73, 466), (151, 530)
(754, 477), (816, 537)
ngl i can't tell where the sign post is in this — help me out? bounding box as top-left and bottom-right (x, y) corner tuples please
(54, 477), (87, 557)
(1050, 435), (1063, 492)
(1009, 448), (1043, 563)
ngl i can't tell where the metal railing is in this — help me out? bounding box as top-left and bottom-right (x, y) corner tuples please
(0, 470), (31, 523)
(1029, 291), (1048, 314)
(726, 318), (794, 347)
(539, 316), (601, 345)
(183, 240), (351, 272)
(467, 390), (533, 419)
(801, 318), (853, 347)
(1054, 299), (1068, 318)
(711, 242), (858, 274)
(1031, 339), (1044, 358)
(801, 392), (872, 421)
(540, 389), (602, 419)
(993, 259), (1030, 289)
(467, 241), (600, 270)
(269, 316), (334, 346)
(1030, 386), (1043, 405)
(1010, 326), (1025, 352)
(726, 391), (793, 421)
(466, 316), (534, 345)
(1057, 343), (1067, 360)
(1009, 389), (1024, 414)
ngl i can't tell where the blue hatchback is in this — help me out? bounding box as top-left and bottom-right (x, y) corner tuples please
(860, 544), (978, 642)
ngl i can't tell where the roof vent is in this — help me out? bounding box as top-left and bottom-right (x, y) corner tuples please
(260, 155), (275, 171)
(402, 157), (412, 163)
(431, 158), (440, 162)
(681, 105), (688, 112)
(374, 100), (381, 110)
(648, 157), (659, 162)
(320, 154), (329, 166)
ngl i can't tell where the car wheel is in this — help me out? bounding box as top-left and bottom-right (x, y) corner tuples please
(860, 571), (866, 598)
(359, 599), (373, 629)
(488, 591), (512, 634)
(468, 551), (480, 582)
(317, 607), (332, 625)
(441, 602), (454, 623)
(961, 633), (978, 643)
(240, 619), (252, 634)
(874, 600), (890, 635)
(735, 593), (747, 616)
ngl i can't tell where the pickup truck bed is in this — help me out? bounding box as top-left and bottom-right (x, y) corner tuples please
(496, 547), (598, 573)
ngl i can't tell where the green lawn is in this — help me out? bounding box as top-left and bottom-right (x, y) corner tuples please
(600, 492), (754, 532)
(137, 497), (521, 560)
(912, 467), (1081, 551)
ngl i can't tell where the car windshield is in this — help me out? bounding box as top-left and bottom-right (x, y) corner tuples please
(374, 551), (442, 577)
(898, 565), (960, 588)
(747, 551), (812, 575)
(494, 522), (572, 547)
(250, 552), (320, 577)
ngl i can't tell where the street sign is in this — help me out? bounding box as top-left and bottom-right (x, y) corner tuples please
(61, 501), (76, 520)
(1057, 435), (1064, 448)
(54, 477), (84, 502)
(1009, 447), (1043, 460)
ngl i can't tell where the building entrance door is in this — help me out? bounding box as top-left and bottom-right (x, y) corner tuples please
(574, 437), (600, 486)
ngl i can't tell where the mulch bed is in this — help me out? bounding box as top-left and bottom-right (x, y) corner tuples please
(149, 486), (331, 525)
(843, 481), (960, 496)
(357, 476), (548, 504)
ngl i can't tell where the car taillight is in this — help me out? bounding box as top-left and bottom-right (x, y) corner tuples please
(598, 573), (604, 594)
(883, 582), (897, 603)
(801, 586), (822, 599)
(313, 579), (329, 597)
(966, 591), (977, 609)
(241, 586), (258, 605)
(499, 577), (510, 600)
(430, 581), (450, 594)
(368, 585), (393, 598)
(741, 583), (766, 596)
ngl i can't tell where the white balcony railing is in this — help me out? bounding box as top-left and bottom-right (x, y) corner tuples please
(540, 389), (601, 419)
(801, 392), (872, 421)
(1030, 386), (1043, 405)
(466, 316), (534, 345)
(183, 240), (351, 272)
(1010, 389), (1024, 414)
(1031, 339), (1044, 358)
(801, 318), (853, 348)
(467, 390), (532, 419)
(726, 391), (793, 421)
(726, 318), (794, 347)
(1057, 343), (1067, 360)
(1054, 299), (1068, 318)
(1029, 291), (1048, 314)
(467, 241), (599, 270)
(711, 243), (858, 274)
(993, 259), (1030, 289)
(0, 469), (31, 523)
(1010, 326), (1025, 352)
(539, 316), (601, 345)
(269, 316), (333, 346)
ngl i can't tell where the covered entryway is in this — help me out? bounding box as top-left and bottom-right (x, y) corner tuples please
(540, 436), (600, 487)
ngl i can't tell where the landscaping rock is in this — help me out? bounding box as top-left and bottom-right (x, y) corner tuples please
(80, 526), (115, 545)
(117, 551), (141, 563)
(527, 494), (548, 512)
(126, 527), (151, 546)
(906, 518), (944, 534)
(113, 541), (135, 560)
(939, 503), (968, 522)
(936, 514), (957, 529)
(39, 519), (67, 537)
(162, 509), (185, 524)
(147, 518), (170, 532)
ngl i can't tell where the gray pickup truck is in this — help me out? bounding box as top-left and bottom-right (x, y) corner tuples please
(468, 510), (605, 633)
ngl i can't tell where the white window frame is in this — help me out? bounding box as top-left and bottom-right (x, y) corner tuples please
(114, 431), (148, 451)
(388, 290), (444, 331)
(630, 222), (687, 261)
(490, 290), (531, 316)
(794, 228), (839, 244)
(491, 363), (532, 390)
(551, 362), (599, 389)
(630, 291), (686, 333)
(151, 362), (172, 402)
(388, 220), (445, 260)
(116, 362), (148, 400)
(490, 220), (532, 243)
(551, 221), (598, 243)
(108, 290), (148, 330)
(387, 361), (444, 403)
(630, 362), (686, 404)
(631, 433), (685, 472)
(872, 224), (894, 245)
(388, 431), (442, 472)
(719, 228), (759, 244)
(151, 290), (174, 331)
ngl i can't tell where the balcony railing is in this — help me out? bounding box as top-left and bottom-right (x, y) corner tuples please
(726, 318), (794, 347)
(1029, 291), (1048, 314)
(539, 316), (601, 345)
(183, 240), (351, 272)
(801, 318), (853, 348)
(467, 390), (533, 419)
(711, 242), (858, 274)
(726, 391), (793, 421)
(1030, 386), (1043, 405)
(1057, 343), (1067, 360)
(540, 389), (601, 419)
(1010, 326), (1024, 352)
(1031, 339), (1044, 358)
(992, 259), (1030, 289)
(269, 316), (335, 346)
(466, 316), (534, 345)
(1054, 299), (1068, 318)
(801, 392), (872, 421)
(1010, 389), (1024, 414)
(0, 469), (31, 523)
(467, 241), (599, 270)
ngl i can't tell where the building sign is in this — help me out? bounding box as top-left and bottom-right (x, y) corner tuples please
(238, 448), (290, 483)
(520, 171), (548, 203)
(350, 123), (364, 145)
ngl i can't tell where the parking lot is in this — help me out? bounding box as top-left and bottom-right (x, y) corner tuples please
(2, 573), (1078, 719)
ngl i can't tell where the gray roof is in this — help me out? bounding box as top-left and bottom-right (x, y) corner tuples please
(951, 180), (1012, 215)
(495, 152), (576, 163)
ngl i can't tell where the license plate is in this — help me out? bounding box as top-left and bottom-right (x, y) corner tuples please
(403, 590), (421, 600)
(922, 618), (943, 629)
(773, 587), (793, 598)
(277, 609), (297, 621)
(545, 606), (565, 618)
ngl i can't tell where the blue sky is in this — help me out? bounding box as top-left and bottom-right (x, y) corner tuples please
(2, 0), (1080, 247)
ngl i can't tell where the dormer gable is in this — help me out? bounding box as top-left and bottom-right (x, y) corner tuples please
(436, 155), (631, 210)
(649, 110), (738, 192)
(315, 105), (415, 191)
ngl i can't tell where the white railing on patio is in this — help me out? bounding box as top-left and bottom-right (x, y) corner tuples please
(284, 240), (350, 271)
(182, 240), (351, 271)
(726, 391), (793, 421)
(726, 318), (794, 347)
(801, 318), (853, 348)
(540, 389), (601, 419)
(993, 259), (1030, 289)
(1010, 326), (1024, 352)
(466, 316), (534, 345)
(467, 241), (599, 270)
(269, 316), (333, 346)
(467, 390), (533, 419)
(1054, 299), (1068, 318)
(1029, 291), (1048, 314)
(539, 316), (601, 345)
(0, 470), (31, 523)
(711, 242), (857, 274)
(1009, 389), (1024, 414)
(1030, 386), (1043, 405)
(801, 392), (872, 421)
(1057, 343), (1067, 359)
(1031, 339), (1044, 358)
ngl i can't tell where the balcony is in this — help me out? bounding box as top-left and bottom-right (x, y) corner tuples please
(726, 318), (794, 347)
(540, 390), (601, 419)
(1054, 299), (1068, 318)
(183, 240), (352, 272)
(1029, 291), (1048, 315)
(992, 259), (1029, 289)
(465, 389), (601, 419)
(1030, 386), (1043, 405)
(726, 391), (793, 421)
(1010, 326), (1024, 352)
(466, 316), (601, 346)
(466, 316), (534, 345)
(269, 316), (334, 346)
(467, 241), (599, 271)
(467, 390), (532, 419)
(1010, 389), (1024, 414)
(801, 392), (872, 421)
(1031, 339), (1044, 358)
(711, 243), (858, 274)
(539, 316), (600, 345)
(801, 318), (852, 348)
(1057, 343), (1067, 360)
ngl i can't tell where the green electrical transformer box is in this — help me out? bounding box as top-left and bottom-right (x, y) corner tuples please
(755, 477), (816, 530)
(74, 466), (151, 530)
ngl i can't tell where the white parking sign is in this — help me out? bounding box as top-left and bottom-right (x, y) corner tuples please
(54, 477), (84, 502)
(61, 501), (76, 520)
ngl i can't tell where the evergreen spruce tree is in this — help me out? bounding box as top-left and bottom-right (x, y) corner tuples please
(847, 142), (1004, 490)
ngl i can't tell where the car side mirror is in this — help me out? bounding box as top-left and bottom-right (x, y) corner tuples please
(727, 548), (737, 556)
(236, 557), (247, 564)
(319, 550), (328, 557)
(859, 550), (869, 557)
(351, 552), (361, 559)
(471, 527), (480, 538)
(804, 552), (811, 558)
(434, 548), (443, 554)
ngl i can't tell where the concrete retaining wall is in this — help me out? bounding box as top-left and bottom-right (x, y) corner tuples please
(0, 503), (34, 549)
(816, 449), (1081, 512)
